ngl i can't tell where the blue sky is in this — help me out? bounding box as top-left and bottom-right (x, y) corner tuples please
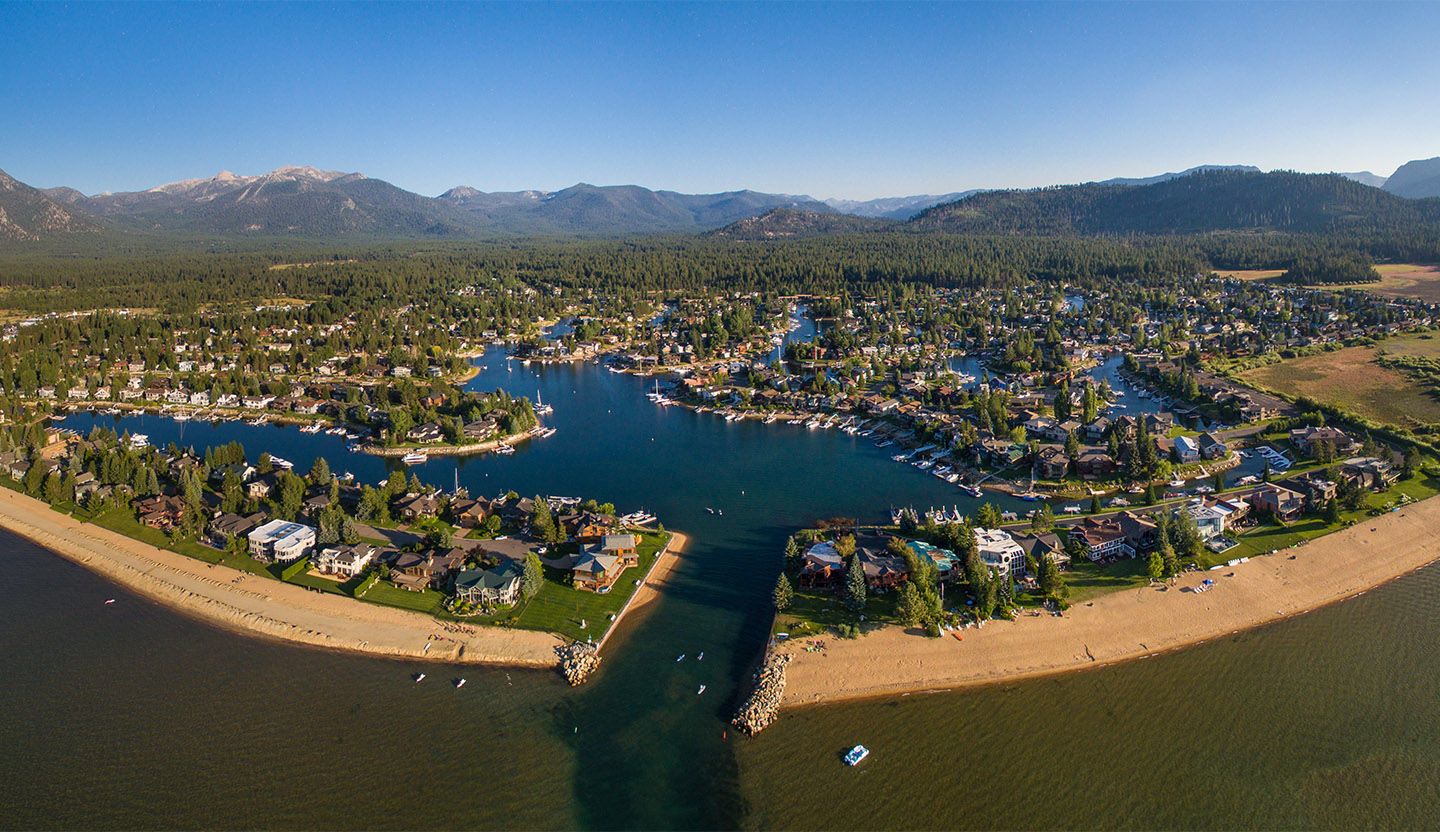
(2, 1), (1437, 200)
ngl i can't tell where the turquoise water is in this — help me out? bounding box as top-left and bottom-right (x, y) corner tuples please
(0, 348), (1416, 829)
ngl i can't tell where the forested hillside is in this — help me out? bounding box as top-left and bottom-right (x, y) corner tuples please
(910, 170), (1440, 235)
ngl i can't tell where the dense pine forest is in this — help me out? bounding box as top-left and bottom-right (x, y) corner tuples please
(0, 226), (1431, 315)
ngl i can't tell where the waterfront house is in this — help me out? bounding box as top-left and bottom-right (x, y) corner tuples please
(1340, 456), (1399, 490)
(312, 542), (374, 578)
(133, 494), (186, 531)
(395, 492), (440, 521)
(209, 511), (266, 547)
(1196, 432), (1228, 460)
(1076, 450), (1117, 477)
(1173, 435), (1200, 463)
(1036, 446), (1070, 479)
(797, 541), (845, 589)
(425, 548), (466, 590)
(1073, 517), (1135, 561)
(1280, 473), (1338, 505)
(906, 539), (959, 582)
(408, 422), (444, 444)
(454, 560), (525, 606)
(462, 419), (497, 440)
(571, 551), (622, 592)
(1011, 532), (1068, 571)
(858, 547), (908, 592)
(247, 519), (316, 564)
(1182, 502), (1228, 540)
(73, 472), (99, 502)
(391, 552), (431, 590)
(567, 511), (614, 542)
(974, 528), (1026, 582)
(1249, 483), (1306, 522)
(598, 534), (638, 564)
(452, 498), (489, 528)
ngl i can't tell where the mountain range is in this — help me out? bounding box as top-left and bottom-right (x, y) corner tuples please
(3, 155), (1438, 244)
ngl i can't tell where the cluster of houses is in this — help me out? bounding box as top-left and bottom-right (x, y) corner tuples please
(796, 528), (1068, 593)
(1070, 453), (1399, 560)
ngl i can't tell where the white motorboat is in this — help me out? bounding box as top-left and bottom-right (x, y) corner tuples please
(401, 452), (428, 465)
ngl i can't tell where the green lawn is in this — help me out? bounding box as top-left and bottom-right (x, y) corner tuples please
(1063, 556), (1151, 602)
(511, 532), (670, 642)
(775, 588), (900, 637)
(357, 580), (446, 615)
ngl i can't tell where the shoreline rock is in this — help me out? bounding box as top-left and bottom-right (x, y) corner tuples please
(732, 652), (790, 735)
(557, 641), (601, 685)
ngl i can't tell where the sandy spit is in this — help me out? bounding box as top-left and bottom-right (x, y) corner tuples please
(0, 488), (562, 667)
(781, 495), (1440, 708)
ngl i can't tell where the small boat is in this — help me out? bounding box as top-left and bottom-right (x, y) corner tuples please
(414, 673), (426, 683)
(676, 654), (685, 662)
(697, 685), (707, 695)
(844, 745), (870, 766)
(496, 445), (516, 455)
(104, 599), (116, 605)
(455, 678), (467, 689)
(401, 452), (428, 465)
(697, 652), (703, 661)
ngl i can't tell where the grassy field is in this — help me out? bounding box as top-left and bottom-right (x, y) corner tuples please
(774, 588), (901, 638)
(1213, 269), (1286, 281)
(1240, 344), (1440, 427)
(357, 580), (446, 615)
(1356, 263), (1440, 302)
(510, 532), (670, 642)
(1379, 331), (1440, 360)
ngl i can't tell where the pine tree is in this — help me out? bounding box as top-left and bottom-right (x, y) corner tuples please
(772, 573), (794, 611)
(522, 553), (543, 600)
(843, 555), (867, 612)
(782, 536), (801, 573)
(895, 581), (924, 626)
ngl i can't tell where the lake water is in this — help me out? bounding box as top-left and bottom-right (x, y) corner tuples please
(2, 349), (1427, 829)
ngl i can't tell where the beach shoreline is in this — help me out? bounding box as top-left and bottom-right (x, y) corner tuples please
(779, 494), (1440, 709)
(596, 530), (688, 651)
(0, 488), (564, 668)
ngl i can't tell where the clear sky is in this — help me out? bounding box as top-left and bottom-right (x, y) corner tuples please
(2, 1), (1437, 200)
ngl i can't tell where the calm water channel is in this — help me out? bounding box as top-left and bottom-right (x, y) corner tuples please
(1, 346), (1432, 829)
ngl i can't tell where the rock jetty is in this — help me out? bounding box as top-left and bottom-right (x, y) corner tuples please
(732, 652), (791, 735)
(557, 641), (601, 685)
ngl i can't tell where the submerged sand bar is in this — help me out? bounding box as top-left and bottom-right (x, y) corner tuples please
(0, 488), (563, 666)
(781, 494), (1440, 707)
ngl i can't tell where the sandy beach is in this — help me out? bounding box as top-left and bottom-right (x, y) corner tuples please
(781, 495), (1440, 708)
(0, 488), (563, 667)
(594, 531), (688, 653)
(626, 531), (688, 614)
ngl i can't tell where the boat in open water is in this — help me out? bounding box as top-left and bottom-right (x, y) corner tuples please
(844, 745), (870, 766)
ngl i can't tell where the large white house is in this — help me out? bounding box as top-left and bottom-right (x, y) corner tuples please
(312, 542), (374, 577)
(247, 519), (316, 564)
(974, 528), (1026, 582)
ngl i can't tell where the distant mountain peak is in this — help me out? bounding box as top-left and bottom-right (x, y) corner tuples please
(1383, 156), (1440, 199)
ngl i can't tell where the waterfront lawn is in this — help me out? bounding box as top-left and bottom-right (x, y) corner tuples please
(358, 580), (445, 615)
(1064, 556), (1151, 603)
(774, 589), (899, 638)
(511, 532), (670, 642)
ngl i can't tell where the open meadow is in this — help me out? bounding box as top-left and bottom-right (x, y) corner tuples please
(1358, 263), (1440, 302)
(1240, 343), (1440, 427)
